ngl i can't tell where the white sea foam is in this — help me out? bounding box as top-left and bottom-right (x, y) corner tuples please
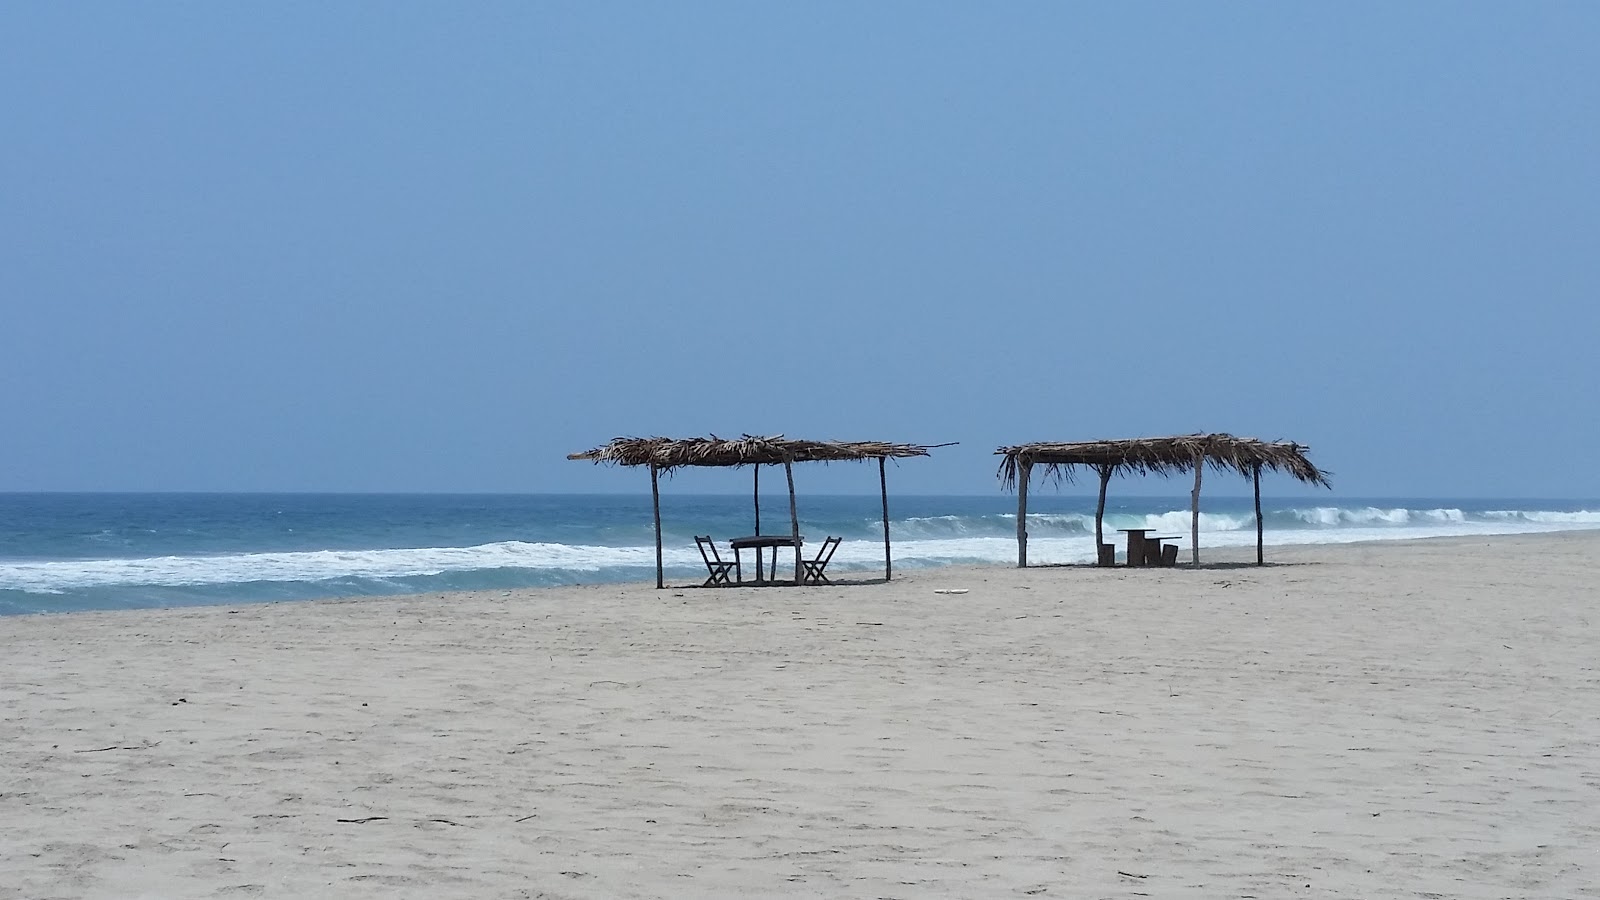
(0, 542), (706, 593)
(992, 510), (1256, 532)
(1291, 506), (1417, 526)
(892, 515), (982, 537)
(1131, 511), (1255, 532)
(1482, 509), (1600, 525)
(4, 507), (1598, 595)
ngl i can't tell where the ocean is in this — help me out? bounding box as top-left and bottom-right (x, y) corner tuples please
(2, 493), (1597, 616)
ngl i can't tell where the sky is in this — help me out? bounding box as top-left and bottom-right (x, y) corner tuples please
(3, 3), (1597, 497)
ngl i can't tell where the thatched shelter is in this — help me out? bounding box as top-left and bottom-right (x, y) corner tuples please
(996, 434), (1331, 567)
(569, 435), (947, 588)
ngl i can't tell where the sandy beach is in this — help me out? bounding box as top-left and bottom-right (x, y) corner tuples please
(2, 533), (1597, 899)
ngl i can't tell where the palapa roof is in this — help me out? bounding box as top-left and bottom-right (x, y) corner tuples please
(996, 433), (1331, 489)
(569, 435), (947, 471)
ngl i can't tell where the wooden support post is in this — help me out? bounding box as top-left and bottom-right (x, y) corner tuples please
(1190, 458), (1203, 568)
(753, 465), (760, 536)
(879, 456), (892, 581)
(1016, 459), (1032, 568)
(1095, 464), (1112, 566)
(650, 463), (664, 589)
(1254, 462), (1264, 566)
(786, 459), (801, 586)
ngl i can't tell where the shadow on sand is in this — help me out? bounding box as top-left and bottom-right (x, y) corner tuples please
(1024, 560), (1317, 571)
(687, 575), (891, 589)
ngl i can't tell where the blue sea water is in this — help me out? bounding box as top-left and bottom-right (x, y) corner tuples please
(2, 493), (1597, 616)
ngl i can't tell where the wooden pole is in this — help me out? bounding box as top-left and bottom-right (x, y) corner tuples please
(1190, 458), (1203, 568)
(650, 463), (664, 589)
(1016, 459), (1031, 568)
(753, 465), (760, 536)
(879, 456), (892, 581)
(786, 459), (801, 586)
(1095, 464), (1111, 566)
(1254, 462), (1264, 566)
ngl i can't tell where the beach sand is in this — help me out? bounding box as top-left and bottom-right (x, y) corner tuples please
(3, 533), (1598, 899)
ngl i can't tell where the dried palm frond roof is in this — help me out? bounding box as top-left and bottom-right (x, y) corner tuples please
(570, 434), (950, 471)
(996, 433), (1331, 489)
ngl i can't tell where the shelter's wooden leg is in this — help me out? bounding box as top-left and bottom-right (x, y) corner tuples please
(1095, 465), (1111, 566)
(650, 463), (663, 590)
(1254, 463), (1264, 566)
(1191, 461), (1203, 568)
(880, 456), (892, 581)
(786, 460), (801, 586)
(1017, 460), (1031, 568)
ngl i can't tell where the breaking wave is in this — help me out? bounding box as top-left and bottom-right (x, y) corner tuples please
(2, 496), (1596, 614)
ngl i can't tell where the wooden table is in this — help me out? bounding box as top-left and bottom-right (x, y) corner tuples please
(729, 535), (801, 583)
(1117, 528), (1153, 567)
(1145, 535), (1182, 567)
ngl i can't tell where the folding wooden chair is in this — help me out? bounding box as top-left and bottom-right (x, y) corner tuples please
(801, 535), (842, 584)
(695, 535), (739, 587)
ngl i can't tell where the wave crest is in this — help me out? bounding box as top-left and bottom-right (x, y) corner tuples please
(0, 541), (700, 593)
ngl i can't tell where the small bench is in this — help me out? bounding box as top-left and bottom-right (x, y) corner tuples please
(1145, 536), (1183, 567)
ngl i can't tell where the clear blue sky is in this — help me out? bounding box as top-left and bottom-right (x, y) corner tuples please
(3, 3), (1596, 497)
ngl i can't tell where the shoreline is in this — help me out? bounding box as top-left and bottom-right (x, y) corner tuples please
(6, 492), (1599, 617)
(7, 526), (1598, 623)
(4, 531), (1598, 897)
